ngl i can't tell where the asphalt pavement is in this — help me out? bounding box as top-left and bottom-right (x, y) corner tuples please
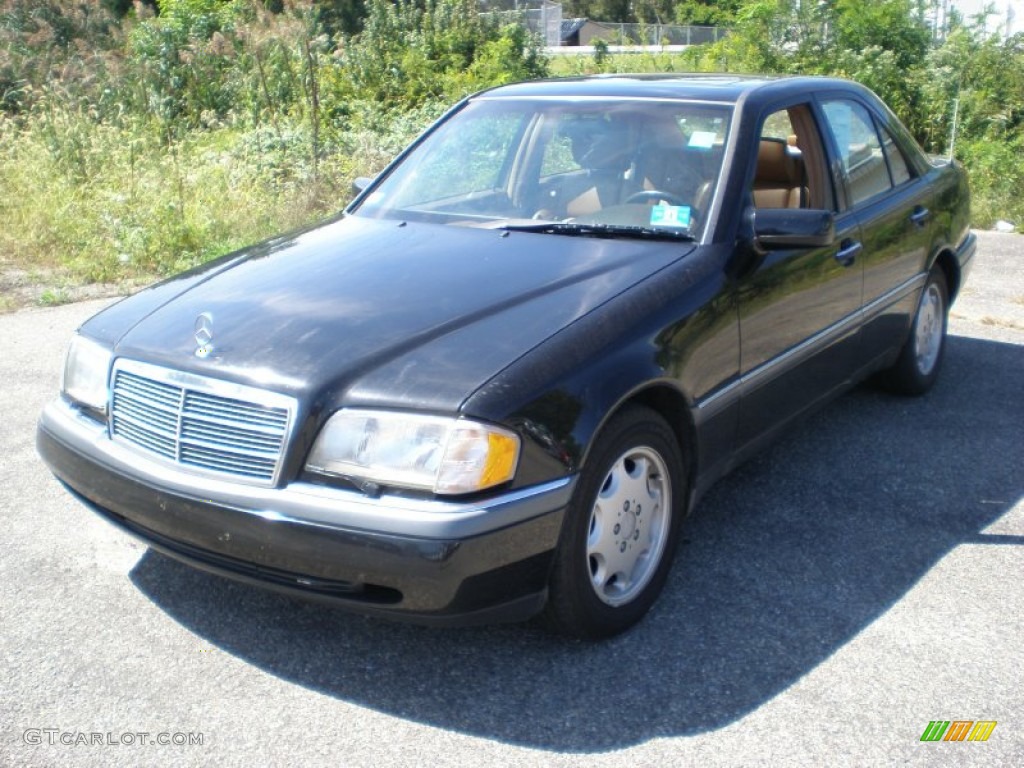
(1, 231), (1021, 767)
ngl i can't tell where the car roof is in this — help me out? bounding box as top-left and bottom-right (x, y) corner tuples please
(474, 74), (861, 105)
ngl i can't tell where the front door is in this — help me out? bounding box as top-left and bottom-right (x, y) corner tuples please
(735, 102), (864, 448)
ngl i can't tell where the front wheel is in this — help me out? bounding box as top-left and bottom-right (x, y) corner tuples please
(542, 405), (685, 639)
(879, 267), (949, 395)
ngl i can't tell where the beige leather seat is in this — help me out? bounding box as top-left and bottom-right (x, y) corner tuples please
(753, 138), (807, 208)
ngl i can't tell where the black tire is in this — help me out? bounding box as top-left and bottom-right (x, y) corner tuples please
(879, 268), (949, 396)
(542, 405), (685, 639)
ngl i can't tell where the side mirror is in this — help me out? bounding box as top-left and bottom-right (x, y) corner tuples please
(351, 176), (373, 196)
(752, 208), (835, 251)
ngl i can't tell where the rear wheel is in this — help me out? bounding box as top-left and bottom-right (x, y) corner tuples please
(880, 267), (949, 395)
(543, 405), (685, 639)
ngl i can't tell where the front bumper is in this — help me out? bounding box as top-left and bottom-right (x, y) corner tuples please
(37, 399), (573, 625)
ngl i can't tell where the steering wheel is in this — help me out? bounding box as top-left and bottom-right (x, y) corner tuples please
(624, 190), (689, 206)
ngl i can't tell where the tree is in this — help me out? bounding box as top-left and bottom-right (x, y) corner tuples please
(833, 0), (930, 70)
(560, 2), (633, 22)
(675, 0), (743, 26)
(315, 0), (367, 35)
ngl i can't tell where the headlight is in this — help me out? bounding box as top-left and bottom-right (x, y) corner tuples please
(305, 409), (520, 495)
(62, 334), (112, 413)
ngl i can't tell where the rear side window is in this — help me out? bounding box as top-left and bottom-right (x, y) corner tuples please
(821, 99), (892, 206)
(881, 129), (911, 186)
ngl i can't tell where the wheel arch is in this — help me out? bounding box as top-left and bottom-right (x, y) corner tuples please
(541, 382), (697, 637)
(930, 246), (960, 302)
(581, 381), (700, 516)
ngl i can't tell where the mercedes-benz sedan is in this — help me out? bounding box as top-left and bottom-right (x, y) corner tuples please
(38, 75), (975, 638)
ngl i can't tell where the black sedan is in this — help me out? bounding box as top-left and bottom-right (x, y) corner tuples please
(37, 75), (975, 638)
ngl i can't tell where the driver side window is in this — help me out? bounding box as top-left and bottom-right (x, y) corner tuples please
(752, 105), (833, 211)
(540, 126), (582, 179)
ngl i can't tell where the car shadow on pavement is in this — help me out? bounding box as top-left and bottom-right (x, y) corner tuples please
(128, 333), (1023, 752)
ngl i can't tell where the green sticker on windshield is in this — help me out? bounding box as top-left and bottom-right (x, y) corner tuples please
(650, 204), (691, 228)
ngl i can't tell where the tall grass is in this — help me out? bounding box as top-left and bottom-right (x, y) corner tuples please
(2, 114), (327, 283)
(0, 105), (442, 284)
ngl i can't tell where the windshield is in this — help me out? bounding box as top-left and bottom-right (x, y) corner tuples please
(352, 98), (731, 239)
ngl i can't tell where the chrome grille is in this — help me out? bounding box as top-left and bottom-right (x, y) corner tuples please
(110, 361), (294, 485)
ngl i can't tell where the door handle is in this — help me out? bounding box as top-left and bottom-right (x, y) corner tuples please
(835, 239), (861, 267)
(910, 206), (931, 227)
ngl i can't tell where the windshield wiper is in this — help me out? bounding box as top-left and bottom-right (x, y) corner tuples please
(497, 222), (695, 241)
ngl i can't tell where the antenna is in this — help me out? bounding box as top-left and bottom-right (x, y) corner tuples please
(948, 96), (960, 162)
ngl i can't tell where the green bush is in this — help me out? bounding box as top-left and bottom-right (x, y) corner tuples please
(336, 0), (547, 109)
(959, 135), (1024, 228)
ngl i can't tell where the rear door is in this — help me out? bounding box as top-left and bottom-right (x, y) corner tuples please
(817, 97), (935, 368)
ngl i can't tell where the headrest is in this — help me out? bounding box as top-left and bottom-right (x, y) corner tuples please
(756, 138), (799, 184)
(565, 117), (632, 173)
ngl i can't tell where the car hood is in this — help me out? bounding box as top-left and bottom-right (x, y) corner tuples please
(86, 215), (693, 413)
